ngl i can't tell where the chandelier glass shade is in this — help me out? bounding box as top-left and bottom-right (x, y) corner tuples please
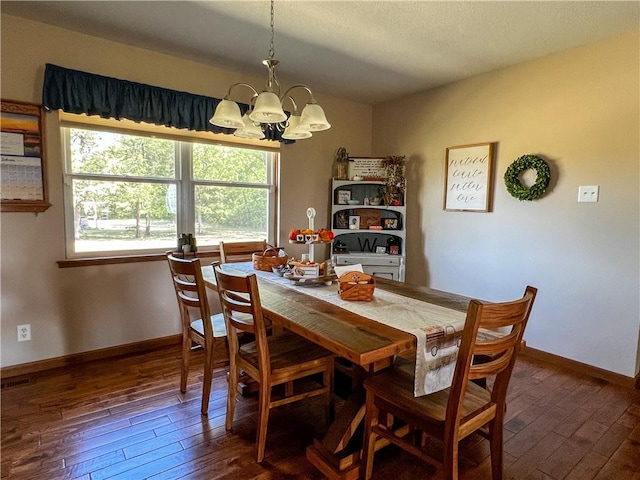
(210, 99), (245, 129)
(299, 103), (331, 131)
(234, 113), (266, 140)
(209, 0), (330, 141)
(250, 90), (287, 124)
(282, 114), (311, 140)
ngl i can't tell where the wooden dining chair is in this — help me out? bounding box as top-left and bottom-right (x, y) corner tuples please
(219, 240), (267, 264)
(166, 253), (227, 415)
(360, 286), (537, 480)
(213, 264), (335, 463)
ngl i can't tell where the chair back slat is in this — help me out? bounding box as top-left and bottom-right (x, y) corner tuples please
(479, 306), (530, 329)
(177, 291), (202, 310)
(468, 351), (513, 379)
(473, 330), (520, 356)
(173, 277), (198, 292)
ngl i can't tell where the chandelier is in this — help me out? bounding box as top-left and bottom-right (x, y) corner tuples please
(209, 0), (331, 140)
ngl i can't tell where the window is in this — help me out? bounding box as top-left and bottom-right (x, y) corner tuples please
(62, 124), (278, 257)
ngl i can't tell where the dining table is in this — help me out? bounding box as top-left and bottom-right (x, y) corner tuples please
(202, 262), (474, 480)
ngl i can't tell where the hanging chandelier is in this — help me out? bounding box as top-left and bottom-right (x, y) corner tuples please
(209, 0), (330, 140)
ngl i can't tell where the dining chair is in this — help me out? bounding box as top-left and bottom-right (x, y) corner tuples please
(166, 253), (228, 415)
(213, 264), (335, 463)
(219, 239), (267, 264)
(360, 286), (537, 480)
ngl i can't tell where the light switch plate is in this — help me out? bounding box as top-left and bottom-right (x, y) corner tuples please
(578, 185), (599, 203)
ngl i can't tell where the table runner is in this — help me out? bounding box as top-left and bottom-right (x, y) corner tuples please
(220, 264), (467, 396)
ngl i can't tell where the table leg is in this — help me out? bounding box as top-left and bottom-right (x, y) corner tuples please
(306, 358), (393, 479)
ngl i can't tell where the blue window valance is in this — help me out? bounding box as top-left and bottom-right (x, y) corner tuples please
(42, 63), (290, 143)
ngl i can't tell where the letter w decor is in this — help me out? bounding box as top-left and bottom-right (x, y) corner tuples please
(444, 142), (495, 212)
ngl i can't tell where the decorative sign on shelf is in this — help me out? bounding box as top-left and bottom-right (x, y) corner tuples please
(444, 142), (494, 212)
(347, 157), (387, 180)
(354, 208), (381, 229)
(337, 190), (351, 204)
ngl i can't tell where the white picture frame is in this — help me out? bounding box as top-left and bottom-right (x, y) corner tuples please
(349, 215), (360, 230)
(444, 142), (494, 212)
(337, 190), (351, 204)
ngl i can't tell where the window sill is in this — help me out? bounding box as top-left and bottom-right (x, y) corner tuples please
(57, 250), (221, 268)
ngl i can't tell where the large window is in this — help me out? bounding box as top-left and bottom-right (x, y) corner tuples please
(63, 125), (277, 257)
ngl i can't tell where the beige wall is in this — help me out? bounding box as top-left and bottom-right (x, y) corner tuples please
(0, 14), (371, 367)
(2, 13), (638, 380)
(372, 31), (640, 378)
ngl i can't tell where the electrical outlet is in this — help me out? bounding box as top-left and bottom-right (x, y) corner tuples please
(17, 324), (31, 342)
(578, 185), (599, 203)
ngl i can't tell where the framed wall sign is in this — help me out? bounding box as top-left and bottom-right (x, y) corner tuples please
(1, 99), (51, 212)
(444, 142), (494, 212)
(347, 157), (387, 180)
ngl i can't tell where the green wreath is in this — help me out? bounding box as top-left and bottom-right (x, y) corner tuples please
(504, 154), (551, 201)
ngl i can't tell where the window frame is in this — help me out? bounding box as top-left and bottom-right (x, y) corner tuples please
(61, 118), (279, 259)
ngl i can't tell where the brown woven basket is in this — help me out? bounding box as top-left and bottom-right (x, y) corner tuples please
(252, 246), (288, 272)
(338, 271), (375, 301)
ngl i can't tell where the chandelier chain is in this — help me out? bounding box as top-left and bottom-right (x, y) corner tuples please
(208, 0), (330, 139)
(268, 0), (275, 60)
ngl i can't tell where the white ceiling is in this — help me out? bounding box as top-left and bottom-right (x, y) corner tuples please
(2, 1), (638, 104)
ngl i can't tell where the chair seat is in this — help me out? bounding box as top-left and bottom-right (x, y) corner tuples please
(190, 313), (227, 338)
(364, 366), (492, 425)
(239, 331), (334, 371)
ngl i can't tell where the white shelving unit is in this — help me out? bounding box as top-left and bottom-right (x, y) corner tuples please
(330, 179), (406, 281)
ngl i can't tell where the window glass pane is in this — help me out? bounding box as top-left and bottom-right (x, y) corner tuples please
(194, 185), (268, 245)
(64, 122), (277, 257)
(73, 179), (177, 253)
(193, 143), (268, 183)
(70, 128), (175, 178)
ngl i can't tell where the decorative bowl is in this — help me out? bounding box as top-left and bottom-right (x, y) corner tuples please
(347, 199), (360, 205)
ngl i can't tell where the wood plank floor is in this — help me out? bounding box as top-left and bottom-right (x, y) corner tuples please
(2, 345), (639, 479)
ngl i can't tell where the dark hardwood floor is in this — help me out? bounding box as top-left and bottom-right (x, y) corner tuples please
(2, 345), (639, 479)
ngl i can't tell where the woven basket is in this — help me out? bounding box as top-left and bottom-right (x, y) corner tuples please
(252, 246), (288, 272)
(338, 271), (375, 301)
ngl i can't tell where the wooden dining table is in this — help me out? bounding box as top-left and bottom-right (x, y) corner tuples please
(202, 263), (473, 480)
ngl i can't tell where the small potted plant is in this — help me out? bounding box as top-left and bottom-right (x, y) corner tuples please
(381, 155), (406, 206)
